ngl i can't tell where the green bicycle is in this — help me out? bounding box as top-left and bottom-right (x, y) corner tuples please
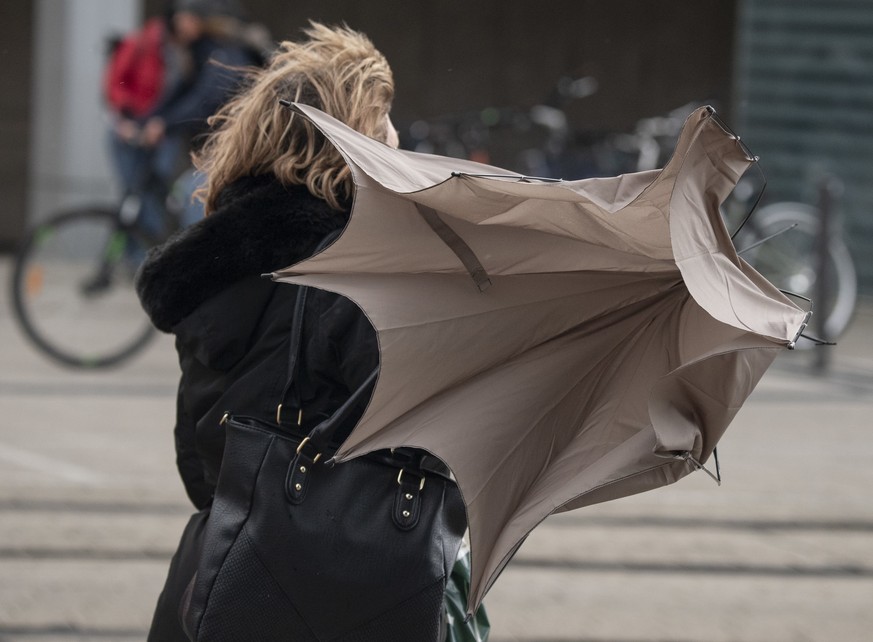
(10, 168), (194, 368)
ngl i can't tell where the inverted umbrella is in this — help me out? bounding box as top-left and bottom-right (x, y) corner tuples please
(273, 103), (808, 613)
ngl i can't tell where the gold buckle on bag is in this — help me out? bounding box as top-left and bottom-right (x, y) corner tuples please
(397, 469), (425, 491)
(296, 437), (322, 464)
(276, 403), (303, 426)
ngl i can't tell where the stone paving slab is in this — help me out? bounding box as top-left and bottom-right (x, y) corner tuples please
(0, 559), (162, 638)
(487, 571), (873, 641)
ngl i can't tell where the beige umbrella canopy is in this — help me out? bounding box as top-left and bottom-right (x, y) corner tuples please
(273, 103), (808, 613)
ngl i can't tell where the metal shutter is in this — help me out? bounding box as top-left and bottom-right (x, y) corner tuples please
(734, 0), (873, 290)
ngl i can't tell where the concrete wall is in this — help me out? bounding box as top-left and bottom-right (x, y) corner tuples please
(0, 2), (34, 249)
(28, 0), (141, 226)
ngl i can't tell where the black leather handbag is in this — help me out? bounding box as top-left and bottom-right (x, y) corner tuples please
(180, 283), (467, 641)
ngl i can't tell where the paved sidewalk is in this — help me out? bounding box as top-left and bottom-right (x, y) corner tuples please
(1, 254), (872, 642)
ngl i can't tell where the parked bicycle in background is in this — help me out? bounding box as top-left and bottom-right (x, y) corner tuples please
(10, 162), (194, 368)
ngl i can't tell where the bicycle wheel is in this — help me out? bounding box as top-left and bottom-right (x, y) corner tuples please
(736, 202), (857, 340)
(11, 207), (156, 368)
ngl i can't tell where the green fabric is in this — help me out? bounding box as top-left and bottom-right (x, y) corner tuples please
(445, 549), (490, 641)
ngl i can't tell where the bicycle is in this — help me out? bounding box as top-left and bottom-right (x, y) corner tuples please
(10, 162), (195, 368)
(723, 176), (857, 344)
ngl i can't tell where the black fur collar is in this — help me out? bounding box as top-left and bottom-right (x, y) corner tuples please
(136, 175), (348, 332)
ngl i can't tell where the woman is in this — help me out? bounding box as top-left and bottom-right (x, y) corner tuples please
(141, 0), (273, 151)
(108, 0), (271, 237)
(135, 23), (408, 640)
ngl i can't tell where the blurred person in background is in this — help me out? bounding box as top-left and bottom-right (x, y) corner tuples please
(104, 0), (272, 236)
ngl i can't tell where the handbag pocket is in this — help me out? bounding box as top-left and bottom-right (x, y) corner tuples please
(198, 527), (317, 641)
(180, 419), (275, 639)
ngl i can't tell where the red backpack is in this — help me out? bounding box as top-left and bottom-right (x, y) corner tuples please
(104, 17), (166, 118)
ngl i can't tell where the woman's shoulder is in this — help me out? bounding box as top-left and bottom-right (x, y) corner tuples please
(135, 176), (348, 332)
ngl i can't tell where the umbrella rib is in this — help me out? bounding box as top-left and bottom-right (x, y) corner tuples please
(416, 204), (492, 291)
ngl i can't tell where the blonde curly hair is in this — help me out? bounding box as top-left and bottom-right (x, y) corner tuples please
(194, 22), (394, 213)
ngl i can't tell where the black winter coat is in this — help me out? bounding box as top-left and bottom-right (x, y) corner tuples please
(136, 175), (379, 509)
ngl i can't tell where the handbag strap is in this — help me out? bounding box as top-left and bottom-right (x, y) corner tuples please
(275, 282), (309, 426)
(275, 228), (341, 426)
(305, 367), (378, 455)
(275, 228), (378, 456)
